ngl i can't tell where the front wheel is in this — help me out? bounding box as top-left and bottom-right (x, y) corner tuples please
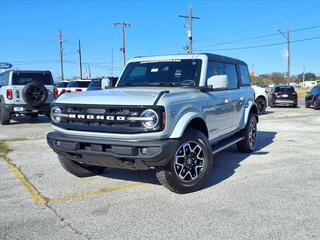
(156, 129), (213, 194)
(237, 113), (258, 153)
(58, 155), (106, 177)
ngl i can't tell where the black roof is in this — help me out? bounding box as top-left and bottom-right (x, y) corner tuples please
(201, 53), (247, 65)
(133, 53), (247, 66)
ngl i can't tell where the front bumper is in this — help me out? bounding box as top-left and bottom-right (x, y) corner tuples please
(4, 103), (50, 114)
(47, 131), (179, 170)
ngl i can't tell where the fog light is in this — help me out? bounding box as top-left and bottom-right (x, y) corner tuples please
(141, 148), (148, 154)
(56, 141), (61, 147)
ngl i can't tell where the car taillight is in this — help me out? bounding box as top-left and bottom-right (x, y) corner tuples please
(53, 88), (59, 98)
(75, 88), (82, 92)
(6, 89), (13, 100)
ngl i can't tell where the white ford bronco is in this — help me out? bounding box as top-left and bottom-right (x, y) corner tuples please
(0, 70), (57, 124)
(47, 54), (258, 193)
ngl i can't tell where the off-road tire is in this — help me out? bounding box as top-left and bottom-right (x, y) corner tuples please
(0, 102), (11, 125)
(22, 82), (48, 108)
(255, 97), (267, 114)
(155, 129), (213, 194)
(58, 155), (106, 178)
(237, 113), (257, 153)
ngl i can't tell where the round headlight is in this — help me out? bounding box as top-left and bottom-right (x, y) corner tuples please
(140, 109), (159, 129)
(51, 106), (62, 123)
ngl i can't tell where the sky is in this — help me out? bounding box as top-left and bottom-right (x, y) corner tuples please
(0, 0), (320, 80)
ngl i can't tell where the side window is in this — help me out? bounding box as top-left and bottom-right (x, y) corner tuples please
(3, 72), (9, 85)
(239, 64), (251, 86)
(225, 63), (238, 89)
(0, 74), (3, 86)
(206, 62), (238, 90)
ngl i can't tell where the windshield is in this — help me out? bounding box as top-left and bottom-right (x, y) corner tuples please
(55, 82), (68, 88)
(117, 59), (202, 87)
(67, 81), (90, 88)
(87, 79), (101, 90)
(12, 72), (53, 85)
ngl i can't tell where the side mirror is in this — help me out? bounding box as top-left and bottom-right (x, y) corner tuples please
(101, 78), (112, 89)
(207, 75), (229, 90)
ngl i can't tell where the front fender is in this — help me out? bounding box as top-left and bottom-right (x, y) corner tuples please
(169, 112), (204, 139)
(240, 100), (258, 129)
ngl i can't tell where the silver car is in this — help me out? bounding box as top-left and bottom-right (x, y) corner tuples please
(47, 53), (258, 193)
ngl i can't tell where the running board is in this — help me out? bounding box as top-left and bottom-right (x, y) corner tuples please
(211, 136), (244, 155)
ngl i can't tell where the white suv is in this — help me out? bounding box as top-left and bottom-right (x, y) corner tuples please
(0, 70), (57, 125)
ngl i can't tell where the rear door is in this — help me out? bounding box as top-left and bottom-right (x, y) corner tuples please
(230, 64), (252, 129)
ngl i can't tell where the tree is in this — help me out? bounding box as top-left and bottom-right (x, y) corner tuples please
(297, 72), (316, 82)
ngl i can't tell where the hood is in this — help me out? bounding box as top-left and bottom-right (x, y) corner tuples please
(56, 87), (168, 106)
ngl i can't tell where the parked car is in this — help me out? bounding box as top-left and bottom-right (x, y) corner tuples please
(55, 80), (69, 96)
(305, 85), (320, 110)
(87, 77), (118, 91)
(0, 70), (57, 124)
(270, 85), (298, 107)
(47, 53), (259, 194)
(65, 79), (91, 92)
(252, 85), (268, 114)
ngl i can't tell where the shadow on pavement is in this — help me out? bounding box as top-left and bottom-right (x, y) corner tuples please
(10, 115), (50, 125)
(101, 131), (277, 190)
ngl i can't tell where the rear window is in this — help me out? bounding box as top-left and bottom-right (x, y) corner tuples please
(67, 81), (90, 88)
(12, 72), (53, 85)
(55, 82), (68, 88)
(274, 86), (295, 92)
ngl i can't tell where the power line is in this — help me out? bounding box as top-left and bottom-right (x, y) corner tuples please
(194, 35), (320, 52)
(194, 24), (320, 49)
(195, 6), (320, 43)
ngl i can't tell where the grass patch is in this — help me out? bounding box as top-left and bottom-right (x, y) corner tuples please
(0, 141), (10, 158)
(6, 137), (29, 142)
(296, 87), (311, 99)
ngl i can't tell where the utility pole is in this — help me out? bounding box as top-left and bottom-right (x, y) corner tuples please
(110, 49), (114, 77)
(113, 22), (131, 66)
(88, 65), (91, 79)
(58, 30), (64, 80)
(77, 39), (83, 79)
(302, 65), (306, 88)
(278, 24), (291, 82)
(179, 5), (200, 54)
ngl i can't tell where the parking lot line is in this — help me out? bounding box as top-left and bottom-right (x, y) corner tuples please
(47, 182), (145, 204)
(5, 158), (48, 205)
(3, 154), (145, 205)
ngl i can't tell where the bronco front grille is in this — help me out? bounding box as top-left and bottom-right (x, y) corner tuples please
(51, 104), (165, 134)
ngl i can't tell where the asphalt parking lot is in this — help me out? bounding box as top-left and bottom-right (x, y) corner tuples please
(1, 105), (320, 240)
